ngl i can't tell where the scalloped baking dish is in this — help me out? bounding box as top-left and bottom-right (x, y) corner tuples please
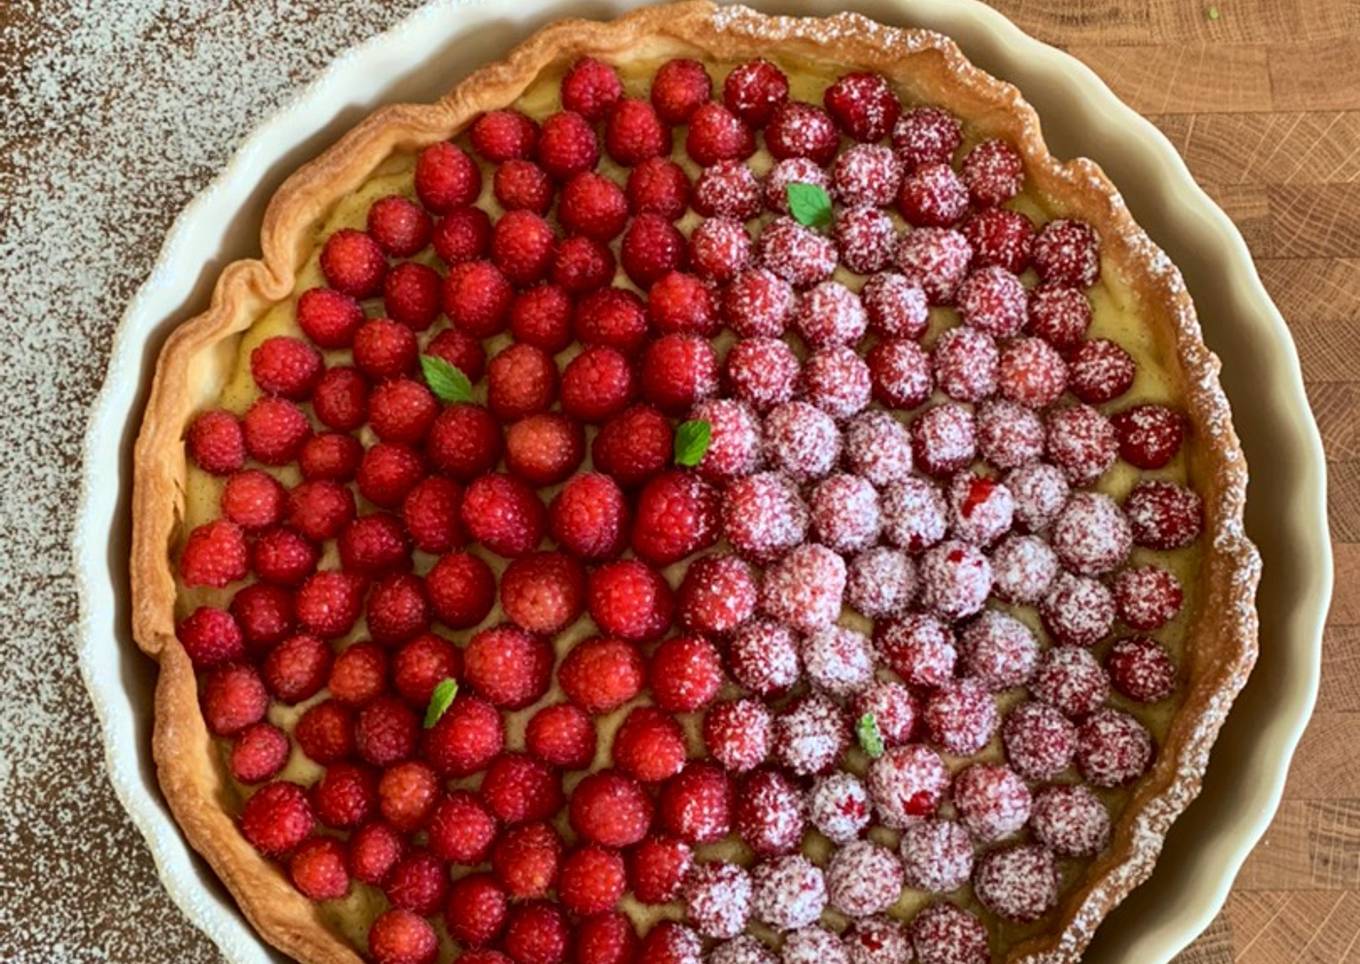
(75, 1), (1330, 961)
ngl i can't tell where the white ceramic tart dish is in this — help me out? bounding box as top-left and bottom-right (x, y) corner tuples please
(81, 1), (1320, 962)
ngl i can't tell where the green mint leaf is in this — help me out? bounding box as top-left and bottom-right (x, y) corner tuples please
(423, 678), (459, 729)
(1206, 4), (1221, 20)
(787, 181), (833, 230)
(421, 354), (472, 404)
(674, 419), (712, 467)
(856, 712), (885, 759)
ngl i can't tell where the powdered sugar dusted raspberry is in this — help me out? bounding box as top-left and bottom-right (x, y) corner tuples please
(932, 327), (998, 403)
(892, 105), (962, 169)
(711, 936), (778, 964)
(1032, 218), (1101, 288)
(1111, 402), (1187, 469)
(834, 206), (896, 275)
(1050, 492), (1132, 576)
(1124, 480), (1204, 550)
(919, 541), (992, 622)
(909, 901), (991, 964)
(736, 768), (807, 856)
(763, 401), (842, 481)
(826, 840), (904, 917)
(759, 216), (837, 288)
(952, 763), (1032, 842)
(704, 698), (773, 773)
(802, 625), (875, 697)
(947, 472), (1015, 547)
(955, 266), (1027, 338)
(898, 818), (974, 893)
(844, 411), (914, 486)
(694, 160), (763, 220)
(751, 855), (828, 931)
(845, 916), (912, 964)
(960, 138), (1025, 207)
(973, 844), (1059, 923)
(793, 281), (868, 349)
(810, 474), (881, 554)
(684, 861), (753, 939)
(867, 339), (933, 410)
(725, 337), (801, 414)
(761, 544), (846, 633)
(862, 272), (929, 341)
(1046, 403), (1117, 486)
(877, 612), (957, 688)
(644, 922), (703, 964)
(911, 403), (977, 477)
(808, 771), (871, 844)
(722, 268), (796, 338)
(997, 336), (1067, 410)
(772, 694), (848, 776)
(1005, 462), (1070, 532)
(831, 144), (903, 207)
(728, 619), (801, 697)
(1031, 646), (1110, 719)
(692, 398), (762, 483)
(1113, 564), (1183, 630)
(1078, 707), (1154, 787)
(691, 216), (754, 284)
(1002, 700), (1078, 780)
(894, 227), (973, 305)
(846, 547), (917, 619)
(852, 680), (918, 747)
(867, 743), (949, 826)
(963, 206), (1035, 275)
(924, 678), (998, 755)
(1041, 571), (1115, 648)
(765, 158), (829, 214)
(960, 609), (1038, 691)
(1027, 283), (1092, 352)
(723, 471), (810, 564)
(880, 477), (948, 553)
(897, 162), (968, 228)
(1068, 338), (1136, 406)
(803, 347), (872, 421)
(1107, 635), (1177, 703)
(1030, 783), (1111, 857)
(975, 399), (1045, 471)
(989, 533), (1059, 604)
(783, 926), (850, 964)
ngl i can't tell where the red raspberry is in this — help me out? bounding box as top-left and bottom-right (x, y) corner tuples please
(999, 700), (1077, 782)
(651, 58), (712, 123)
(846, 546), (917, 620)
(492, 209), (557, 286)
(240, 781), (314, 856)
(574, 287), (648, 354)
(963, 206), (1034, 274)
(825, 71), (900, 141)
(446, 873), (509, 946)
(399, 477), (463, 555)
(251, 527), (319, 586)
(338, 512), (410, 574)
(879, 476), (948, 555)
(367, 195), (432, 259)
(481, 752), (564, 825)
(509, 284), (572, 353)
(689, 397), (761, 483)
(250, 336), (322, 401)
(946, 471), (1015, 547)
(685, 862), (753, 939)
(1068, 337), (1136, 405)
(471, 109), (538, 161)
(720, 267), (793, 337)
(766, 101), (838, 165)
(179, 519), (248, 588)
(464, 623), (553, 709)
(369, 909), (438, 964)
(764, 157), (829, 215)
(793, 280), (866, 349)
(952, 763), (1031, 844)
(810, 473), (881, 554)
(835, 206), (896, 274)
(295, 287), (364, 350)
(461, 473), (546, 558)
(349, 820), (404, 886)
(763, 400), (841, 482)
(286, 479), (354, 542)
(487, 343), (557, 421)
(1051, 491), (1131, 576)
(1113, 564), (1183, 630)
(415, 141), (480, 213)
(677, 554), (757, 635)
(1033, 218), (1100, 287)
(629, 835), (695, 904)
(622, 213), (689, 288)
(526, 702), (596, 770)
(537, 110), (600, 180)
(650, 635), (724, 712)
(844, 409), (914, 486)
(295, 699), (356, 764)
(1023, 285), (1089, 353)
(894, 227), (973, 305)
(924, 676), (998, 756)
(722, 337), (799, 414)
(199, 663), (267, 739)
(562, 57), (623, 121)
(851, 680), (918, 747)
(310, 367), (367, 432)
(558, 637), (646, 713)
(866, 743), (949, 826)
(352, 318), (418, 381)
(220, 470), (284, 530)
(771, 693), (848, 777)
(176, 606), (244, 669)
(723, 58), (789, 127)
(570, 770), (654, 847)
(631, 470), (720, 566)
(909, 402), (975, 477)
(801, 624), (875, 698)
(978, 398), (1047, 470)
(1046, 403), (1117, 485)
(726, 618), (799, 697)
(832, 144), (903, 206)
(494, 158), (554, 214)
(897, 163), (968, 228)
(229, 721), (289, 784)
(422, 693), (505, 776)
(576, 913), (639, 964)
(367, 572), (431, 646)
(241, 396), (310, 465)
(694, 159), (763, 220)
(605, 98), (671, 167)
(1043, 570), (1117, 649)
(996, 336), (1067, 409)
(320, 228), (387, 298)
(260, 631), (328, 703)
(298, 432), (363, 482)
(909, 902), (990, 964)
(960, 138), (1024, 207)
(757, 216), (836, 288)
(648, 271), (718, 337)
(392, 633), (460, 706)
(499, 551), (585, 635)
(659, 761), (732, 844)
(587, 558), (673, 642)
(378, 760), (439, 831)
(721, 471), (809, 564)
(559, 346), (636, 424)
(354, 695), (418, 767)
(383, 261), (441, 330)
(425, 550), (495, 629)
(505, 902), (570, 964)
(443, 260), (513, 338)
(1030, 784), (1110, 859)
(558, 845), (627, 917)
(612, 706), (687, 783)
(505, 413), (586, 486)
(751, 854), (827, 931)
(686, 102), (755, 167)
(808, 771), (871, 845)
(826, 840), (904, 918)
(639, 333), (719, 415)
(734, 768), (807, 856)
(1107, 635), (1177, 703)
(867, 339), (932, 410)
(425, 404), (502, 482)
(703, 698), (771, 773)
(690, 216), (754, 283)
(186, 409), (245, 475)
(989, 532), (1059, 608)
(549, 231), (618, 293)
(1006, 461), (1070, 532)
(427, 790), (497, 864)
(386, 848), (449, 916)
(325, 641), (386, 705)
(311, 762), (376, 830)
(558, 171), (629, 241)
(956, 266), (1028, 337)
(1078, 707), (1153, 787)
(549, 471), (629, 560)
(1032, 645), (1110, 719)
(627, 156), (691, 220)
(432, 205), (492, 266)
(1111, 403), (1186, 468)
(877, 613), (956, 688)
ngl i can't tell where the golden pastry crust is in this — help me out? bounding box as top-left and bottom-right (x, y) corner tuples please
(130, 4), (1261, 961)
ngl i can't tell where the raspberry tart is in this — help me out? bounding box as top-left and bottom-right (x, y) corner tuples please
(132, 5), (1260, 962)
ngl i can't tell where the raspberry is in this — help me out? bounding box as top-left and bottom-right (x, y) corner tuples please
(909, 903), (990, 964)
(771, 694), (848, 777)
(629, 834), (695, 905)
(720, 471), (812, 566)
(378, 760), (440, 831)
(471, 109), (539, 162)
(295, 699), (356, 764)
(526, 702), (596, 770)
(957, 266), (1028, 338)
(760, 543), (846, 633)
(354, 695), (418, 767)
(285, 480), (354, 543)
(1125, 479), (1204, 549)
(645, 274), (716, 340)
(497, 551), (584, 634)
(555, 234), (618, 293)
(611, 706), (687, 783)
(558, 845), (627, 917)
(1040, 570), (1115, 647)
(866, 339), (932, 410)
(1052, 491), (1132, 576)
(481, 752), (564, 824)
(311, 367), (368, 432)
(809, 474), (880, 554)
(892, 105), (962, 169)
(399, 477), (463, 556)
(1107, 635), (1177, 702)
(684, 861), (752, 939)
(369, 909), (438, 964)
(723, 337), (800, 413)
(446, 873), (509, 946)
(558, 637), (646, 714)
(834, 206), (896, 274)
(575, 913), (639, 964)
(652, 58), (712, 123)
(1006, 461), (1070, 532)
(825, 71), (900, 141)
(989, 533), (1058, 604)
(711, 936), (775, 964)
(492, 209), (557, 287)
(846, 547), (917, 619)
(727, 619), (800, 697)
(250, 336), (322, 400)
(605, 98), (671, 167)
(650, 635), (724, 712)
(784, 927), (849, 964)
(432, 205), (492, 266)
(626, 156), (691, 219)
(377, 260), (441, 328)
(443, 260), (513, 338)
(910, 403), (976, 477)
(973, 844), (1059, 923)
(364, 378), (435, 445)
(495, 159), (554, 214)
(703, 698), (771, 773)
(723, 58), (789, 126)
(757, 217), (836, 288)
(312, 762), (376, 829)
(241, 397), (310, 465)
(997, 337), (1067, 410)
(349, 821), (404, 885)
(631, 470), (720, 566)
(1030, 784), (1111, 857)
(353, 317), (419, 380)
(464, 623), (553, 709)
(622, 213), (689, 288)
(897, 163), (968, 228)
(763, 400), (841, 481)
(587, 559), (673, 642)
(559, 170), (629, 240)
(1079, 707), (1154, 786)
(560, 346), (637, 424)
(338, 512), (410, 574)
(1031, 645), (1110, 718)
(369, 195), (433, 259)
(898, 819), (973, 894)
(764, 157), (829, 215)
(947, 472), (1015, 547)
(827, 840), (904, 918)
(959, 138), (1024, 207)
(690, 216), (754, 283)
(1046, 403), (1117, 485)
(262, 632), (330, 703)
(415, 142), (480, 213)
(690, 398), (761, 483)
(179, 520), (248, 588)
(844, 410), (914, 486)
(386, 848), (449, 916)
(694, 160), (763, 220)
(425, 550), (495, 628)
(638, 922), (702, 964)
(926, 678), (1000, 755)
(537, 110), (600, 180)
(586, 406), (664, 489)
(546, 473), (625, 562)
(808, 772), (871, 845)
(1025, 284), (1090, 353)
(1033, 218), (1100, 287)
(766, 101), (838, 165)
(571, 770), (654, 847)
(229, 721), (289, 783)
(427, 790), (497, 863)
(1002, 700), (1076, 781)
(792, 281), (866, 350)
(493, 823), (563, 899)
(974, 400), (1043, 471)
(894, 227), (973, 305)
(659, 761), (733, 844)
(878, 477), (948, 555)
(639, 333), (719, 415)
(687, 102), (755, 167)
(562, 57), (623, 121)
(919, 540), (992, 621)
(750, 854), (827, 931)
(832, 144), (903, 207)
(1069, 337), (1136, 405)
(1112, 403), (1186, 469)
(953, 763), (1031, 843)
(461, 473), (546, 558)
(298, 432), (363, 482)
(1113, 564), (1183, 630)
(320, 228), (387, 298)
(422, 693), (505, 776)
(392, 633), (460, 707)
(367, 573), (431, 646)
(677, 553), (757, 635)
(240, 781), (313, 856)
(486, 345), (556, 423)
(963, 207), (1035, 275)
(229, 583), (295, 651)
(296, 287), (364, 350)
(933, 326), (998, 403)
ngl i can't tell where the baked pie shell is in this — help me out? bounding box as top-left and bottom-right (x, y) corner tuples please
(129, 4), (1261, 961)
